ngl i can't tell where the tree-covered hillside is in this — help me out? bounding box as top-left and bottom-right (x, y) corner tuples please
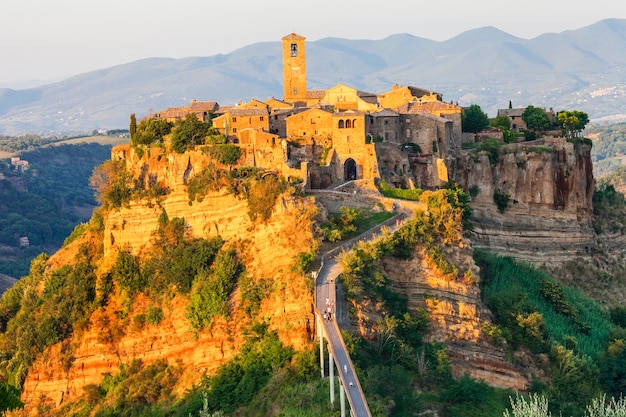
(588, 122), (626, 179)
(0, 143), (112, 278)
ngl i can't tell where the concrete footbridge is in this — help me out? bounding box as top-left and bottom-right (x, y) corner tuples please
(314, 212), (405, 417)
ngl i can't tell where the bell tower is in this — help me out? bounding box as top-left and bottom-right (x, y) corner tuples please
(282, 33), (307, 103)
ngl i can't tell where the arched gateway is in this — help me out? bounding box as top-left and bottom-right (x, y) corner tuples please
(344, 158), (357, 181)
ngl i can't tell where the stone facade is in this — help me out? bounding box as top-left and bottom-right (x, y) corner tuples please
(142, 33), (464, 193)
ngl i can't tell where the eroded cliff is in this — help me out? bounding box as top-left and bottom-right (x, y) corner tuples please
(18, 146), (319, 413)
(455, 137), (595, 267)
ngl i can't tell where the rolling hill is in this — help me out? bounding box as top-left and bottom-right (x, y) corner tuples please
(2, 18), (626, 135)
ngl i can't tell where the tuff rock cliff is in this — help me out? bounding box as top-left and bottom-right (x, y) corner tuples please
(12, 135), (599, 412)
(18, 145), (319, 412)
(454, 137), (595, 267)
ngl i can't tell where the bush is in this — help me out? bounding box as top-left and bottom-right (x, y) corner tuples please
(242, 175), (287, 222)
(112, 250), (145, 294)
(378, 179), (423, 201)
(202, 144), (242, 165)
(477, 138), (503, 165)
(187, 247), (243, 330)
(147, 306), (164, 325)
(171, 114), (212, 153)
(494, 189), (510, 213)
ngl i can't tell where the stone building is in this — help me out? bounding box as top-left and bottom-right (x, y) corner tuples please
(147, 32), (464, 191)
(159, 99), (218, 122)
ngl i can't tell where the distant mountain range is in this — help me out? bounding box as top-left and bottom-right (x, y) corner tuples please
(2, 18), (626, 136)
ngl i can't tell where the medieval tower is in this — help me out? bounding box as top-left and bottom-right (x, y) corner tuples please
(282, 33), (307, 103)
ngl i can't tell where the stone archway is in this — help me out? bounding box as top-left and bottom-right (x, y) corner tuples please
(344, 158), (357, 181)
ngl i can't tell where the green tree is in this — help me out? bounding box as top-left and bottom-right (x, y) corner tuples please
(522, 106), (551, 133)
(462, 104), (490, 133)
(557, 110), (590, 139)
(129, 113), (137, 143)
(171, 114), (212, 153)
(0, 380), (24, 414)
(89, 159), (132, 208)
(133, 117), (173, 146)
(491, 115), (511, 131)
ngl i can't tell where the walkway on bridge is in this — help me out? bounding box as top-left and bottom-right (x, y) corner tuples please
(314, 212), (406, 417)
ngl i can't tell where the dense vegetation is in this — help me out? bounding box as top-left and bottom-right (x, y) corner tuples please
(587, 121), (626, 178)
(331, 188), (510, 416)
(4, 112), (626, 416)
(0, 134), (63, 153)
(476, 251), (626, 417)
(0, 143), (112, 278)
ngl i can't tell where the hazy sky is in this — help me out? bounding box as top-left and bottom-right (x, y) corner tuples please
(2, 0), (625, 88)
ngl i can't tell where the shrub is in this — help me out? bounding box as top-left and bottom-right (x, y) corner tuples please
(112, 250), (145, 294)
(146, 306), (164, 325)
(63, 222), (89, 247)
(494, 189), (510, 213)
(292, 250), (316, 275)
(202, 144), (242, 165)
(171, 114), (212, 153)
(378, 179), (423, 201)
(187, 247), (243, 330)
(477, 138), (502, 164)
(242, 175), (287, 222)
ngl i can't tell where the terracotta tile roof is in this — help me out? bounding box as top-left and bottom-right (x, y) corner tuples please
(332, 109), (365, 117)
(306, 90), (326, 99)
(398, 101), (458, 114)
(229, 108), (269, 116)
(497, 108), (525, 117)
(214, 105), (234, 115)
(372, 109), (399, 117)
(189, 101), (218, 112)
(282, 33), (305, 40)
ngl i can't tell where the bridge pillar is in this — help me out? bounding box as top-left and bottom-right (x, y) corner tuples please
(329, 351), (335, 407)
(340, 378), (346, 417)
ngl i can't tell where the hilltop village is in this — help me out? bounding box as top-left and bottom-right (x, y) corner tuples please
(150, 33), (462, 191)
(132, 32), (595, 269)
(1, 32), (611, 417)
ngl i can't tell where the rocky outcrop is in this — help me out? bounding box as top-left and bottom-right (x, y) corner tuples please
(454, 137), (595, 267)
(19, 146), (319, 413)
(380, 243), (529, 391)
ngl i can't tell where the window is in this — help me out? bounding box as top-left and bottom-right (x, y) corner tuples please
(406, 128), (411, 138)
(291, 42), (298, 57)
(338, 120), (345, 129)
(353, 119), (357, 128)
(260, 116), (264, 121)
(232, 117), (237, 122)
(233, 128), (237, 133)
(384, 120), (388, 125)
(293, 87), (297, 96)
(346, 119), (352, 128)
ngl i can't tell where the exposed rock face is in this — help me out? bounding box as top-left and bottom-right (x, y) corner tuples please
(454, 137), (595, 267)
(380, 243), (529, 391)
(19, 146), (318, 413)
